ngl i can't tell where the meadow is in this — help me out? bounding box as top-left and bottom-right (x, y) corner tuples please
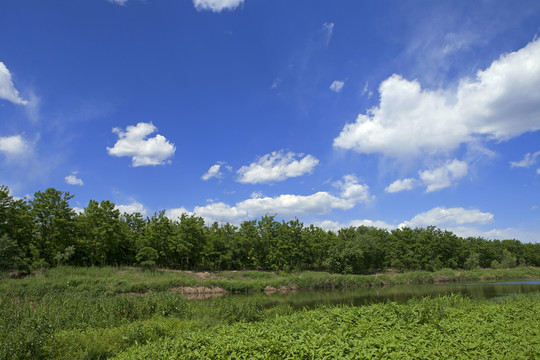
(1, 266), (539, 359)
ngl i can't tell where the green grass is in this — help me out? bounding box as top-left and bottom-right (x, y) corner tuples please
(2, 266), (538, 297)
(1, 266), (539, 359)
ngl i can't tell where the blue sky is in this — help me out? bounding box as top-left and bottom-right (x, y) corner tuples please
(1, 0), (540, 242)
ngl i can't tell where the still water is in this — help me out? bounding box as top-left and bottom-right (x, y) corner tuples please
(224, 280), (539, 309)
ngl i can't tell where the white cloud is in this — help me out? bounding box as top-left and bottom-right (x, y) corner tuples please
(64, 172), (83, 186)
(399, 206), (494, 229)
(333, 174), (372, 203)
(72, 206), (84, 214)
(166, 207), (192, 220)
(237, 192), (353, 218)
(385, 160), (467, 194)
(202, 163), (228, 181)
(270, 78), (281, 89)
(107, 122), (175, 167)
(334, 38), (540, 158)
(510, 150), (540, 168)
(330, 80), (344, 93)
(385, 178), (417, 193)
(318, 207), (537, 243)
(116, 201), (148, 216)
(108, 0), (128, 5)
(193, 0), (244, 12)
(316, 219), (395, 232)
(236, 150), (319, 184)
(0, 62), (28, 105)
(419, 159), (468, 193)
(167, 174), (371, 225)
(322, 22), (334, 43)
(192, 202), (247, 224)
(0, 135), (30, 156)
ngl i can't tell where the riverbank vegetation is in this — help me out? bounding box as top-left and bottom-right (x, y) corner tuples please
(114, 294), (540, 360)
(1, 271), (538, 360)
(2, 266), (539, 296)
(1, 265), (539, 359)
(1, 186), (538, 274)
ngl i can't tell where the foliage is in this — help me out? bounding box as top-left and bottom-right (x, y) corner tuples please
(114, 294), (540, 360)
(1, 264), (538, 360)
(0, 184), (539, 275)
(0, 234), (26, 271)
(136, 247), (159, 269)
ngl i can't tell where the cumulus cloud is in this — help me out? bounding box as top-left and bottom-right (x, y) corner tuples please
(316, 219), (395, 232)
(419, 159), (468, 193)
(239, 192), (354, 218)
(107, 122), (175, 167)
(166, 207), (192, 220)
(330, 80), (344, 93)
(0, 135), (30, 156)
(318, 207), (536, 242)
(334, 38), (540, 158)
(399, 206), (494, 229)
(0, 62), (28, 105)
(333, 174), (372, 203)
(385, 160), (467, 193)
(202, 164), (222, 181)
(385, 178), (417, 193)
(168, 175), (370, 224)
(168, 192), (353, 225)
(193, 0), (244, 12)
(202, 162), (231, 181)
(64, 171), (83, 186)
(116, 201), (148, 216)
(236, 150), (319, 184)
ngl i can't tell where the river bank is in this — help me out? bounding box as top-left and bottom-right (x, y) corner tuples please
(2, 266), (539, 296)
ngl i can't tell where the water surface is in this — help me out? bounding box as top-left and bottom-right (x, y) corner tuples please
(223, 280), (540, 309)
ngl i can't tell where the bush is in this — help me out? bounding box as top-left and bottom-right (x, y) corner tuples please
(136, 247), (159, 269)
(0, 234), (26, 271)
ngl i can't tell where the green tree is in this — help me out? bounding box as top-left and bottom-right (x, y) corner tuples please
(0, 186), (33, 258)
(30, 188), (76, 266)
(500, 249), (517, 268)
(177, 214), (206, 269)
(203, 222), (238, 270)
(77, 200), (130, 265)
(144, 211), (183, 268)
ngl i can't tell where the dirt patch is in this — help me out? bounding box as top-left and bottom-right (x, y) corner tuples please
(434, 275), (450, 283)
(170, 286), (227, 300)
(159, 269), (223, 280)
(265, 284), (298, 294)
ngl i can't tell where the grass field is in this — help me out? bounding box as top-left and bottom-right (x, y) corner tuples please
(1, 266), (539, 359)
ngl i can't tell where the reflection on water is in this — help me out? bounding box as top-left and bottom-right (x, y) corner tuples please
(221, 280), (540, 309)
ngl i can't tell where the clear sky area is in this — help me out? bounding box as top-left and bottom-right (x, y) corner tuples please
(1, 0), (540, 242)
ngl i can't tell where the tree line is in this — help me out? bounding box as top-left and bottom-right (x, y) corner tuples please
(1, 185), (538, 273)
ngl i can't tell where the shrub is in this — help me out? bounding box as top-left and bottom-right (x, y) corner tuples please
(136, 247), (159, 269)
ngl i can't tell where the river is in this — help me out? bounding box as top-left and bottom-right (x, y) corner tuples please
(218, 280), (540, 309)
